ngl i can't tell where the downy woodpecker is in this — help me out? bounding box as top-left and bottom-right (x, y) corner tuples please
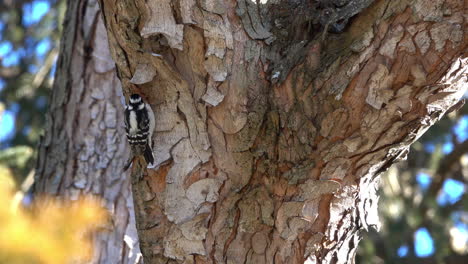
(124, 94), (155, 170)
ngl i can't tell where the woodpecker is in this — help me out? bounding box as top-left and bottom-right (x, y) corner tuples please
(124, 94), (155, 170)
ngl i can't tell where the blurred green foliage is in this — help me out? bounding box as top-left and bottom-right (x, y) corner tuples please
(0, 0), (65, 184)
(358, 109), (468, 263)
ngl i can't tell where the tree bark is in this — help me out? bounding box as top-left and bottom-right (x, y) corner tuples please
(36, 0), (467, 263)
(97, 0), (466, 263)
(34, 0), (141, 263)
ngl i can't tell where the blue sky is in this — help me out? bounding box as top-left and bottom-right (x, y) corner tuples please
(415, 228), (435, 257)
(0, 1), (51, 144)
(454, 116), (468, 142)
(416, 172), (431, 190)
(423, 116), (468, 154)
(0, 0), (51, 67)
(22, 1), (51, 26)
(0, 110), (15, 142)
(397, 245), (409, 257)
(397, 228), (435, 258)
(437, 179), (465, 205)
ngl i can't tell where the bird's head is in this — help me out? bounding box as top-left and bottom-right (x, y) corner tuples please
(129, 94), (145, 109)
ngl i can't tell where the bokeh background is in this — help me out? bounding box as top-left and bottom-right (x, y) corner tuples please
(0, 1), (466, 263)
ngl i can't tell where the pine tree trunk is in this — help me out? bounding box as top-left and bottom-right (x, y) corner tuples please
(34, 0), (141, 263)
(36, 0), (466, 263)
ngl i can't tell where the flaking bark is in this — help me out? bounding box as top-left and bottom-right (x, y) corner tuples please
(34, 0), (141, 263)
(37, 0), (467, 263)
(97, 0), (466, 263)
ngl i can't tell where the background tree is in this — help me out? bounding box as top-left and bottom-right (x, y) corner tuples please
(0, 0), (466, 264)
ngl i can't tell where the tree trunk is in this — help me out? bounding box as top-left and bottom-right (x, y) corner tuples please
(34, 0), (141, 263)
(37, 0), (466, 263)
(97, 0), (466, 263)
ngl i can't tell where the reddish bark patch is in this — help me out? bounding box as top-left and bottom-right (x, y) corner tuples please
(147, 162), (171, 193)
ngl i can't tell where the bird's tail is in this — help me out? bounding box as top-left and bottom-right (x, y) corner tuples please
(144, 143), (154, 165)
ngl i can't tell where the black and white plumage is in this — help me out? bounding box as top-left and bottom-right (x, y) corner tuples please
(124, 94), (155, 169)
